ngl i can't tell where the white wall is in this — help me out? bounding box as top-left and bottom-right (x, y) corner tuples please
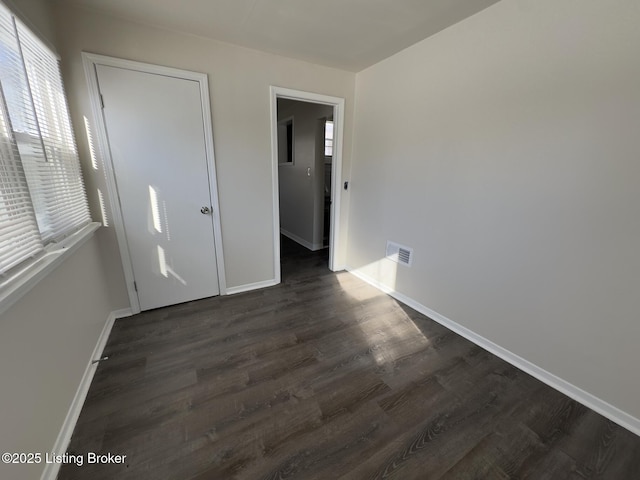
(348, 0), (640, 421)
(0, 3), (117, 479)
(54, 3), (355, 297)
(278, 99), (333, 250)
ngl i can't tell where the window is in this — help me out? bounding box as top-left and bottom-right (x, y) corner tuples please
(324, 119), (333, 157)
(0, 2), (90, 275)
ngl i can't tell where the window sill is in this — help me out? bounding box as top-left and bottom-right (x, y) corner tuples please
(0, 222), (101, 316)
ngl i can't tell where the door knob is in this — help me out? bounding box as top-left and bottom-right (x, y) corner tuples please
(200, 206), (211, 214)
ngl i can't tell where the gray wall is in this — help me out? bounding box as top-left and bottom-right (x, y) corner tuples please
(278, 99), (333, 250)
(54, 3), (355, 298)
(0, 239), (114, 480)
(348, 0), (640, 420)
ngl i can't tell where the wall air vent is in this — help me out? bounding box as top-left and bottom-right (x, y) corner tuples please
(386, 241), (413, 267)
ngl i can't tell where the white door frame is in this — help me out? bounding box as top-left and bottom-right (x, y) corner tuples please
(269, 86), (345, 280)
(82, 52), (227, 314)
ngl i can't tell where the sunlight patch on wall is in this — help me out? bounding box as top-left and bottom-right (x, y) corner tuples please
(339, 258), (399, 300)
(157, 244), (168, 277)
(84, 116), (99, 171)
(149, 185), (162, 233)
(97, 188), (108, 227)
(156, 244), (187, 285)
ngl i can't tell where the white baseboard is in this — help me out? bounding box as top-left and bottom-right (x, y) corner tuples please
(280, 228), (323, 251)
(225, 278), (279, 295)
(40, 308), (133, 480)
(345, 266), (640, 437)
(111, 308), (134, 320)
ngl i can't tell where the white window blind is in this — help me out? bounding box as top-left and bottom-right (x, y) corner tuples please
(16, 18), (90, 242)
(0, 1), (90, 275)
(0, 3), (42, 273)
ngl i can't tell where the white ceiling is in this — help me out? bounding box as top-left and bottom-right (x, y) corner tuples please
(64, 0), (501, 72)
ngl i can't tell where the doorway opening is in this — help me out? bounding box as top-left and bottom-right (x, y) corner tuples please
(269, 87), (345, 281)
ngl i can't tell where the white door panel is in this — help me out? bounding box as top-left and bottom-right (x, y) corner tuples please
(96, 65), (219, 310)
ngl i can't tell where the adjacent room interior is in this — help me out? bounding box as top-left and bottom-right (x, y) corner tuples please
(1, 0), (639, 479)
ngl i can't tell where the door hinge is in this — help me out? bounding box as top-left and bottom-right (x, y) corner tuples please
(133, 281), (138, 292)
(100, 94), (105, 109)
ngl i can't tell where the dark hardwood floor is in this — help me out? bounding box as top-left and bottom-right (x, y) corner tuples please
(59, 237), (640, 479)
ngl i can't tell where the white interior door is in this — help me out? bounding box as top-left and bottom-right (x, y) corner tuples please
(96, 64), (219, 311)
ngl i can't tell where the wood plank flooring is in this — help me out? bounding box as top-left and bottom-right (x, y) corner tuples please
(58, 237), (640, 479)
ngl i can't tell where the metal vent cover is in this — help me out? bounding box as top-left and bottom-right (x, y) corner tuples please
(385, 241), (413, 267)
